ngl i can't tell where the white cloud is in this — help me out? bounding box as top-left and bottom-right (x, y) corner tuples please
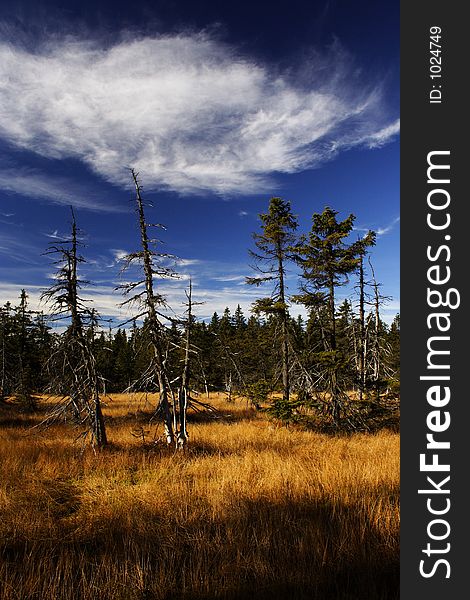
(0, 231), (44, 264)
(0, 166), (126, 212)
(0, 32), (399, 197)
(0, 271), (400, 327)
(354, 215), (400, 238)
(0, 282), (44, 309)
(377, 216), (400, 237)
(366, 120), (401, 148)
(174, 257), (201, 267)
(110, 248), (129, 261)
(212, 274), (247, 283)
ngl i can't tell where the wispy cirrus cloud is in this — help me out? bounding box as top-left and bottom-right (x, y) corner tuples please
(174, 258), (201, 268)
(364, 121), (401, 149)
(0, 31), (399, 197)
(212, 274), (247, 283)
(354, 216), (400, 238)
(377, 216), (400, 236)
(0, 166), (126, 212)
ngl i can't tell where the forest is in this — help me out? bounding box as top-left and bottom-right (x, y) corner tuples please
(0, 172), (400, 443)
(0, 172), (400, 600)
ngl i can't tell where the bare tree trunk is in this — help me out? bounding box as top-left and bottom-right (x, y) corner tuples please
(327, 277), (341, 423)
(373, 279), (381, 403)
(368, 259), (383, 404)
(157, 371), (174, 445)
(358, 254), (365, 401)
(93, 388), (108, 446)
(177, 387), (188, 448)
(328, 278), (336, 352)
(277, 245), (290, 405)
(198, 358), (210, 400)
(226, 372), (232, 402)
(177, 280), (192, 449)
(0, 331), (5, 401)
(131, 169), (174, 445)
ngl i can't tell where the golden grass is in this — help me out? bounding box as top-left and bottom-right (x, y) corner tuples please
(0, 393), (399, 599)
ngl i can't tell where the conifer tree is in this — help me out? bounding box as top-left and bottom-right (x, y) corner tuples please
(246, 197), (298, 408)
(233, 304), (246, 329)
(0, 302), (14, 402)
(293, 206), (375, 425)
(12, 290), (37, 410)
(387, 314), (400, 392)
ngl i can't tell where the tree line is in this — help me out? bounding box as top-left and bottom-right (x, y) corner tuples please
(0, 173), (400, 446)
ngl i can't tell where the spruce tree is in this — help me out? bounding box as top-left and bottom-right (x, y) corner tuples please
(246, 197), (298, 411)
(293, 206), (375, 425)
(386, 313), (400, 396)
(12, 290), (37, 410)
(233, 305), (246, 330)
(0, 302), (15, 402)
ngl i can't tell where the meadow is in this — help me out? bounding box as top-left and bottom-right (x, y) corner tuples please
(0, 393), (399, 600)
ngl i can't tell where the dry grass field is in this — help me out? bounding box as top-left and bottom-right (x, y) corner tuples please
(0, 393), (399, 600)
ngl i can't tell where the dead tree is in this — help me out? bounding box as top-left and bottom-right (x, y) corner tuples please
(357, 252), (366, 401)
(367, 258), (393, 403)
(41, 208), (107, 447)
(176, 281), (193, 448)
(118, 169), (179, 445)
(177, 281), (222, 444)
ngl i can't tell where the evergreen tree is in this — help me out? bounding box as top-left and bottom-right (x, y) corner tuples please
(209, 312), (220, 331)
(112, 329), (135, 391)
(335, 299), (356, 389)
(386, 313), (400, 395)
(233, 305), (246, 330)
(246, 197), (298, 408)
(293, 207), (375, 425)
(31, 311), (52, 392)
(12, 290), (37, 410)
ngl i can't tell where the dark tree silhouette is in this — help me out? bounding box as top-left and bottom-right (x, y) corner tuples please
(41, 208), (107, 447)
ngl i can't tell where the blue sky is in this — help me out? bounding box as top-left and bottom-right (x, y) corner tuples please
(0, 0), (399, 327)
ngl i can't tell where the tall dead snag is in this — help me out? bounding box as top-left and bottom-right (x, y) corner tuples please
(367, 258), (393, 403)
(357, 251), (366, 401)
(175, 281), (192, 448)
(41, 209), (107, 447)
(118, 169), (178, 445)
(172, 281), (219, 447)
